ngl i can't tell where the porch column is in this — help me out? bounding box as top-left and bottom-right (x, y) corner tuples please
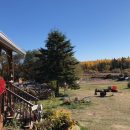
(6, 50), (13, 82)
(0, 47), (2, 55)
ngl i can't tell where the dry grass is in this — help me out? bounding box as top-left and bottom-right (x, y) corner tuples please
(39, 79), (130, 130)
(67, 79), (130, 130)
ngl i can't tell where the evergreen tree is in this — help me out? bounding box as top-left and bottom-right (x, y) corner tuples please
(110, 58), (120, 70)
(37, 30), (79, 96)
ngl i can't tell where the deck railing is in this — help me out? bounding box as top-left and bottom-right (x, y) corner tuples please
(8, 83), (39, 104)
(1, 82), (39, 127)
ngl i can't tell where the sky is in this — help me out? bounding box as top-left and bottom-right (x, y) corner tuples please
(0, 0), (130, 61)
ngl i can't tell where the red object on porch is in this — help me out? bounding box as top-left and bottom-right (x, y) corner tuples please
(111, 86), (118, 92)
(0, 79), (6, 95)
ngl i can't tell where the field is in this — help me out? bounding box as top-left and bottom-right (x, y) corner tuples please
(69, 80), (130, 130)
(40, 79), (130, 130)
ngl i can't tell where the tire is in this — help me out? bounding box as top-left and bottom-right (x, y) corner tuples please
(100, 91), (105, 97)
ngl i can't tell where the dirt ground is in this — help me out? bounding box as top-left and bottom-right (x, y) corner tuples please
(68, 79), (130, 130)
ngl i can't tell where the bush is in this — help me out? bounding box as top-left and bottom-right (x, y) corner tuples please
(46, 109), (74, 130)
(70, 82), (80, 89)
(34, 109), (75, 130)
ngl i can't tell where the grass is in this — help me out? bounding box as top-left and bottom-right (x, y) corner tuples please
(62, 101), (92, 110)
(5, 79), (129, 130)
(39, 79), (130, 130)
(38, 98), (62, 109)
(38, 95), (92, 110)
(80, 126), (89, 130)
(69, 80), (130, 130)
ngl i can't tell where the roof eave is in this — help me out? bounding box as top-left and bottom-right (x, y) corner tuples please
(0, 32), (26, 56)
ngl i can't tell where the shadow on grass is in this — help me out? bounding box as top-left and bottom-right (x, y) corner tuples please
(58, 93), (69, 97)
(94, 94), (114, 98)
(60, 102), (92, 110)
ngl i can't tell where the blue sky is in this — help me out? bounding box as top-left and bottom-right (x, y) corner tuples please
(0, 0), (130, 61)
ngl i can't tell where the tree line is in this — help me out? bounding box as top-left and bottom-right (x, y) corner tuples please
(81, 57), (130, 74)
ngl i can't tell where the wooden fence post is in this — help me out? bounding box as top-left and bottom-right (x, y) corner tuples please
(0, 95), (3, 130)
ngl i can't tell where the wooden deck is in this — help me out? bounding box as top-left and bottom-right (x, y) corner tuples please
(0, 83), (39, 129)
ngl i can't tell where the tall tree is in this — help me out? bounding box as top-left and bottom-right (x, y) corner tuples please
(13, 53), (24, 80)
(23, 50), (39, 81)
(37, 30), (79, 96)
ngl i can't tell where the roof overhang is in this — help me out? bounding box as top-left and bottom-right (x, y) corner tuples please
(0, 32), (26, 56)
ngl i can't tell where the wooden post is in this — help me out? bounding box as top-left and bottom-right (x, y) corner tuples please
(0, 114), (3, 130)
(0, 95), (2, 115)
(1, 94), (4, 114)
(6, 51), (15, 110)
(0, 47), (3, 76)
(0, 94), (4, 130)
(0, 47), (2, 55)
(6, 50), (13, 82)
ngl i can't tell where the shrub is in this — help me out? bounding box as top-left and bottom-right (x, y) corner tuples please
(47, 109), (73, 130)
(70, 82), (80, 89)
(34, 109), (75, 130)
